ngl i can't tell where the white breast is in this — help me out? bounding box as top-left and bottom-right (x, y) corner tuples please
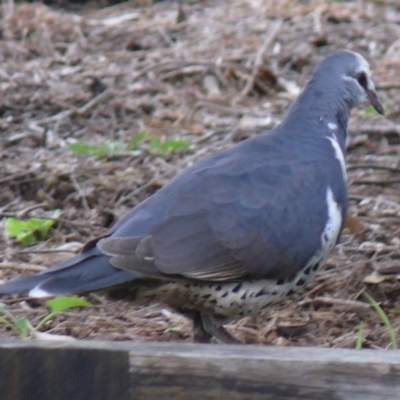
(327, 134), (347, 181)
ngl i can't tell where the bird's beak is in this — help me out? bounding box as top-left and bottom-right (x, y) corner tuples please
(366, 88), (384, 115)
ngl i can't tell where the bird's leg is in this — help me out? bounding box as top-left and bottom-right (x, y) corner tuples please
(191, 311), (213, 343)
(201, 314), (242, 344)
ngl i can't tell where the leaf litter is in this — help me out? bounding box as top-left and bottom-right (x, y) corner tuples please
(0, 0), (400, 347)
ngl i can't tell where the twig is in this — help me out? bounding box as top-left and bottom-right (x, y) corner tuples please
(70, 174), (90, 212)
(299, 296), (370, 310)
(312, 5), (325, 34)
(348, 124), (400, 136)
(160, 66), (207, 81)
(32, 89), (111, 126)
(13, 249), (79, 255)
(347, 165), (400, 174)
(240, 20), (282, 98)
(157, 27), (175, 47)
(351, 178), (400, 185)
(186, 100), (271, 125)
(0, 169), (40, 185)
(131, 59), (245, 84)
(0, 262), (46, 272)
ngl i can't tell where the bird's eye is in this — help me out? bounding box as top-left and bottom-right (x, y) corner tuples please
(357, 72), (368, 89)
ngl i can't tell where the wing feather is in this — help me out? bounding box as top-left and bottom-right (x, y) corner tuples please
(96, 132), (346, 282)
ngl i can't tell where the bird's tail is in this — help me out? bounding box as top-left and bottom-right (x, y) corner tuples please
(0, 248), (139, 298)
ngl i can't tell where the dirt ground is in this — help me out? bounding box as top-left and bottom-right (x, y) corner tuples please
(0, 0), (399, 347)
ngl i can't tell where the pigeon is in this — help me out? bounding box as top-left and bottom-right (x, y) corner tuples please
(0, 51), (384, 343)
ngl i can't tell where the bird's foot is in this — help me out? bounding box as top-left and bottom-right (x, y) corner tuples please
(192, 312), (213, 343)
(201, 314), (242, 345)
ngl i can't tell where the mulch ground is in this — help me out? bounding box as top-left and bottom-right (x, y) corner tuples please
(0, 0), (400, 348)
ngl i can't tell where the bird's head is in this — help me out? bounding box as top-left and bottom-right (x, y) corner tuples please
(312, 50), (384, 115)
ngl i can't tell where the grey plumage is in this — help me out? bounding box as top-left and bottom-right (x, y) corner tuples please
(0, 51), (384, 343)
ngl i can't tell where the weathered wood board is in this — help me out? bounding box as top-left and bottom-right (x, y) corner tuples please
(0, 340), (399, 400)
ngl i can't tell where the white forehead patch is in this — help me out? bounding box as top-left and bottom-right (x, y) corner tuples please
(350, 51), (371, 74)
(342, 51), (374, 91)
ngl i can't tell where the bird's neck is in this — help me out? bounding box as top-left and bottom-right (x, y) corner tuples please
(283, 81), (350, 148)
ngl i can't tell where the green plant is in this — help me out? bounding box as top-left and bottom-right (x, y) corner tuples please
(355, 321), (365, 350)
(0, 296), (91, 338)
(126, 131), (147, 150)
(69, 130), (190, 157)
(5, 210), (60, 244)
(68, 140), (125, 157)
(0, 303), (29, 338)
(149, 136), (190, 152)
(364, 291), (398, 349)
(164, 326), (182, 334)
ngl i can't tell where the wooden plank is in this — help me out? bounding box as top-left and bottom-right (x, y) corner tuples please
(0, 340), (130, 400)
(0, 340), (399, 400)
(127, 343), (400, 400)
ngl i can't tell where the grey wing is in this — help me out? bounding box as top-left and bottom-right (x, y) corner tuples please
(100, 139), (339, 282)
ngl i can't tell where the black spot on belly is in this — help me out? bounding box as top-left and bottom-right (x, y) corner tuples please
(202, 294), (212, 299)
(296, 278), (307, 286)
(287, 274), (296, 283)
(232, 283), (242, 293)
(303, 266), (312, 275)
(215, 284), (222, 291)
(240, 291), (248, 300)
(287, 289), (295, 296)
(221, 292), (228, 298)
(209, 299), (217, 305)
(255, 288), (269, 297)
(312, 262), (320, 271)
(276, 278), (285, 285)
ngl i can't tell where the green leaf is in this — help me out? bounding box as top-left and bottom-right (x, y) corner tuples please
(127, 131), (147, 150)
(164, 326), (182, 334)
(0, 314), (17, 332)
(14, 317), (29, 339)
(69, 132), (189, 156)
(364, 291), (398, 349)
(159, 139), (190, 152)
(149, 137), (190, 152)
(149, 135), (161, 149)
(68, 143), (109, 156)
(0, 302), (18, 323)
(0, 300), (91, 338)
(0, 303), (30, 338)
(69, 140), (126, 157)
(103, 140), (126, 153)
(35, 296), (92, 331)
(5, 210), (60, 244)
(45, 296), (92, 313)
(6, 218), (33, 243)
(355, 321), (365, 350)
